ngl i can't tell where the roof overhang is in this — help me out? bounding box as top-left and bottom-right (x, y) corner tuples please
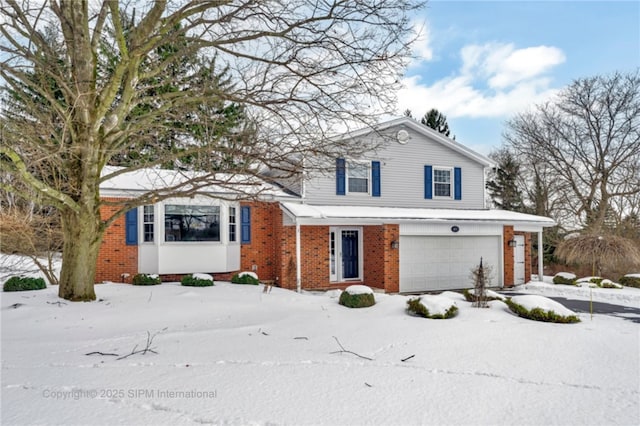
(280, 202), (556, 229)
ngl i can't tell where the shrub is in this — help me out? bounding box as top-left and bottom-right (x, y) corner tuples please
(406, 296), (458, 319)
(339, 288), (375, 308)
(132, 273), (161, 286)
(462, 288), (504, 303)
(3, 276), (47, 292)
(553, 272), (577, 285)
(181, 274), (214, 287)
(505, 298), (580, 323)
(231, 272), (259, 285)
(599, 279), (622, 289)
(619, 275), (640, 288)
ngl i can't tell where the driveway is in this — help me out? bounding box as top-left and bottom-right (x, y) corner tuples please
(500, 292), (640, 324)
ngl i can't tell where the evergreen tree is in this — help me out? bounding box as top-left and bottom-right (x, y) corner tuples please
(487, 148), (525, 211)
(421, 108), (452, 138)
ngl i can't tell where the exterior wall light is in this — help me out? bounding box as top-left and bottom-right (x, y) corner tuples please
(508, 239), (517, 248)
(391, 240), (400, 249)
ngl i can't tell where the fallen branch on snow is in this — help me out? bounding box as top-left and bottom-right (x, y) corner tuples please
(330, 336), (373, 361)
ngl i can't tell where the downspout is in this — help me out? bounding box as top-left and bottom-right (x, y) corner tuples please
(537, 230), (544, 282)
(296, 220), (302, 293)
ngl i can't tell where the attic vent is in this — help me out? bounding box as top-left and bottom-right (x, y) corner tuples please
(396, 129), (409, 144)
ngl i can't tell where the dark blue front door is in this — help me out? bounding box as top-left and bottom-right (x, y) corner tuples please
(342, 231), (359, 279)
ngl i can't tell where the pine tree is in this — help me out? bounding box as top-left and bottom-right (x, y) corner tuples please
(487, 149), (525, 211)
(421, 108), (452, 138)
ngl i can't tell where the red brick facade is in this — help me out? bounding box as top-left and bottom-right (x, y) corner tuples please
(502, 225), (533, 287)
(96, 198), (138, 283)
(95, 199), (534, 292)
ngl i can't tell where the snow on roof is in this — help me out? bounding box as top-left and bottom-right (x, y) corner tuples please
(281, 202), (556, 227)
(99, 166), (296, 199)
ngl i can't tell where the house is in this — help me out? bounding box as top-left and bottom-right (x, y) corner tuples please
(96, 117), (555, 292)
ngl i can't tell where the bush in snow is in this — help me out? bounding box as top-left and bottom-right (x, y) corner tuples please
(552, 272), (577, 285)
(462, 288), (505, 303)
(338, 285), (375, 308)
(231, 272), (259, 285)
(3, 276), (47, 292)
(181, 274), (214, 287)
(599, 279), (622, 289)
(505, 296), (580, 323)
(132, 273), (161, 286)
(619, 274), (640, 288)
(406, 295), (458, 319)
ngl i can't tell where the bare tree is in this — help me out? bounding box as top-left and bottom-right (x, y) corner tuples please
(504, 71), (640, 234)
(0, 0), (420, 301)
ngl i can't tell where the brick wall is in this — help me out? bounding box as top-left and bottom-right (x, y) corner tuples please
(240, 201), (280, 281)
(275, 224), (400, 292)
(503, 225), (515, 287)
(382, 224), (400, 293)
(96, 198), (138, 283)
(504, 226), (534, 287)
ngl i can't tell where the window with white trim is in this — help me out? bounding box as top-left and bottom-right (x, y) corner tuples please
(347, 161), (369, 193)
(164, 205), (220, 242)
(143, 205), (154, 242)
(229, 206), (237, 242)
(433, 168), (452, 197)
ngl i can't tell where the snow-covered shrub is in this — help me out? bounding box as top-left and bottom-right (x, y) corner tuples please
(462, 288), (505, 303)
(577, 276), (603, 286)
(231, 271), (259, 285)
(338, 285), (375, 308)
(406, 295), (458, 319)
(132, 273), (161, 286)
(599, 279), (622, 289)
(505, 295), (579, 323)
(619, 274), (640, 288)
(181, 273), (214, 287)
(553, 272), (577, 285)
(3, 276), (46, 292)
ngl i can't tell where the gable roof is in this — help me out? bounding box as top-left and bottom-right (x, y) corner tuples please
(337, 117), (495, 168)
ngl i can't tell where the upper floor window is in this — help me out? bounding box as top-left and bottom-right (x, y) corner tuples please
(347, 161), (369, 194)
(143, 205), (154, 242)
(433, 168), (452, 197)
(164, 205), (220, 242)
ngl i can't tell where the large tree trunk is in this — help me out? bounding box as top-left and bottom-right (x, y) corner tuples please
(58, 206), (104, 301)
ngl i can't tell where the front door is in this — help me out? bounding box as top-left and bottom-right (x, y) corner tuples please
(341, 230), (359, 279)
(329, 227), (361, 282)
(513, 235), (526, 285)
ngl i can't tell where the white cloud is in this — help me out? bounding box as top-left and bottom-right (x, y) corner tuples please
(408, 19), (433, 65)
(398, 42), (565, 118)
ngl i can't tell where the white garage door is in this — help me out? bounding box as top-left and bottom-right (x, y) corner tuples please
(399, 236), (502, 292)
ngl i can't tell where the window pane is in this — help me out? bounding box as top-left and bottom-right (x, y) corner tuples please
(433, 169), (451, 197)
(229, 207), (236, 242)
(348, 162), (369, 193)
(164, 205), (220, 242)
(143, 205), (154, 242)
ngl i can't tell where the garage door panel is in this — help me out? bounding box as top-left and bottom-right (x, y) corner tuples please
(399, 236), (501, 292)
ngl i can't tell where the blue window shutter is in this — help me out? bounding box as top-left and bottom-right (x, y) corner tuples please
(371, 161), (381, 197)
(336, 158), (346, 195)
(125, 208), (138, 245)
(241, 206), (251, 244)
(454, 167), (462, 200)
(424, 165), (433, 199)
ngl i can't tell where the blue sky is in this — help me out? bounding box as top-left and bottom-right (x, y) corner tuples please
(397, 0), (640, 155)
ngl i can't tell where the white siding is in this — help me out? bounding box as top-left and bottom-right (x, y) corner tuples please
(303, 126), (487, 209)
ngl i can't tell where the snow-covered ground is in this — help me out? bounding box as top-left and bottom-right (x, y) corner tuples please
(2, 278), (638, 425)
